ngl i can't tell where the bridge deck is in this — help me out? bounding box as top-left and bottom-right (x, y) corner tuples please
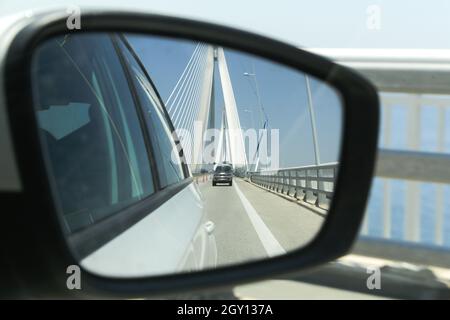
(198, 178), (325, 267)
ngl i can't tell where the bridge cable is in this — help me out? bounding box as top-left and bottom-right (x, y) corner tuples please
(173, 44), (206, 129)
(177, 45), (208, 161)
(171, 44), (205, 126)
(184, 45), (209, 137)
(167, 43), (202, 115)
(166, 43), (201, 110)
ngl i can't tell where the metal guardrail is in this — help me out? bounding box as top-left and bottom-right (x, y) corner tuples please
(192, 172), (210, 183)
(248, 163), (338, 211)
(307, 49), (450, 248)
(362, 93), (450, 246)
(376, 149), (450, 184)
(307, 48), (450, 95)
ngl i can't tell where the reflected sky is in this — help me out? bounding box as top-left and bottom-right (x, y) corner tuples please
(127, 34), (342, 167)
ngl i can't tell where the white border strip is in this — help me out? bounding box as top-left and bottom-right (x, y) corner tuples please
(233, 182), (285, 257)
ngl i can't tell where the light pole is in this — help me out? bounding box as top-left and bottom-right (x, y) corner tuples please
(244, 70), (268, 172)
(242, 108), (256, 130)
(305, 75), (320, 165)
(304, 75), (324, 206)
(243, 72), (265, 128)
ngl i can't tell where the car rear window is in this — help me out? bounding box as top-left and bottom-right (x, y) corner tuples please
(216, 166), (232, 173)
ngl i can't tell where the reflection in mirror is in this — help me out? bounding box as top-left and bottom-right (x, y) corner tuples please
(31, 33), (342, 278)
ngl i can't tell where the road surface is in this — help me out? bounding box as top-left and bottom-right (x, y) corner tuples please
(198, 178), (325, 268)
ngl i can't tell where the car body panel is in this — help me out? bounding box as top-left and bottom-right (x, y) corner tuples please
(0, 13), (31, 191)
(81, 183), (217, 277)
(0, 16), (218, 277)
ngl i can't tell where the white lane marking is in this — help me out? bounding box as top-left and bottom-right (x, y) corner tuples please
(233, 182), (286, 257)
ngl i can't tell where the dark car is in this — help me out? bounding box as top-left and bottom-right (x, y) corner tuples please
(212, 165), (233, 186)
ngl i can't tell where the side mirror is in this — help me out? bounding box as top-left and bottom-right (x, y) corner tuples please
(1, 10), (379, 298)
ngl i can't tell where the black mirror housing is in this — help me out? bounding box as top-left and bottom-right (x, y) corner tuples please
(0, 10), (379, 298)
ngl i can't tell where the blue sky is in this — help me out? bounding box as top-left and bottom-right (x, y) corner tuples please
(127, 34), (342, 167)
(4, 1), (450, 49)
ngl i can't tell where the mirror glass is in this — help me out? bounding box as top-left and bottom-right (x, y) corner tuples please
(31, 33), (342, 278)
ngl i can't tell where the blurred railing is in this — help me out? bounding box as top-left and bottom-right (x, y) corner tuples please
(308, 48), (450, 248)
(192, 172), (210, 183)
(248, 163), (338, 211)
(365, 93), (450, 246)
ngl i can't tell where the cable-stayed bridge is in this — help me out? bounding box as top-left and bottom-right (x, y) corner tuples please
(160, 43), (337, 261)
(164, 44), (247, 173)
